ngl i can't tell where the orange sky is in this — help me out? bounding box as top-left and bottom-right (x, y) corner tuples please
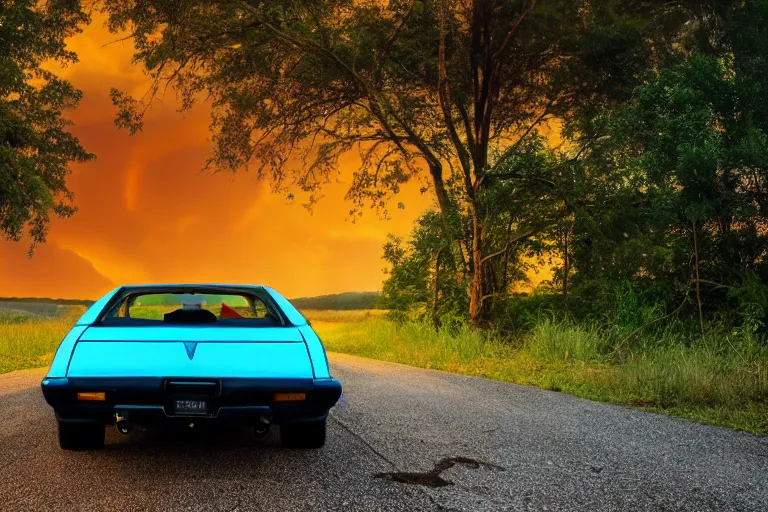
(0, 15), (432, 300)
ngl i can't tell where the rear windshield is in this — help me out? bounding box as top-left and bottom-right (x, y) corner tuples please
(101, 292), (283, 326)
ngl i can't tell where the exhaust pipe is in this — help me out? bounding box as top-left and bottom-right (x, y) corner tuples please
(115, 412), (132, 435)
(254, 416), (271, 437)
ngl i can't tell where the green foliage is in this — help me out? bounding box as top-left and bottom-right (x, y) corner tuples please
(486, 292), (563, 335)
(315, 315), (768, 434)
(133, 293), (249, 307)
(0, 0), (94, 251)
(381, 208), (468, 322)
(0, 300), (85, 317)
(101, 0), (691, 323)
(560, 1), (768, 330)
(612, 282), (663, 334)
(0, 296), (93, 306)
(727, 273), (768, 334)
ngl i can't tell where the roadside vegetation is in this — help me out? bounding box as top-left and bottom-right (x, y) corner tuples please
(1, 300), (765, 434)
(0, 307), (83, 374)
(315, 315), (768, 435)
(302, 309), (386, 324)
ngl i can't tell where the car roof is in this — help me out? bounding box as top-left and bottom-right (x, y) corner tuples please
(118, 284), (267, 294)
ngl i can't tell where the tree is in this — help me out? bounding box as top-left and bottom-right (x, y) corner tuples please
(382, 208), (468, 322)
(102, 0), (679, 324)
(0, 0), (94, 252)
(382, 136), (564, 325)
(566, 0), (768, 327)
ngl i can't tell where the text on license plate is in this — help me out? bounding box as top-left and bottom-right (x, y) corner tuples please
(174, 399), (209, 415)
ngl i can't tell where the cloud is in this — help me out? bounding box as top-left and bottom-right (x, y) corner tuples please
(5, 15), (432, 300)
(0, 242), (115, 300)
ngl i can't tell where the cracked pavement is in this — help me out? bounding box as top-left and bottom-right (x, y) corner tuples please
(1, 353), (766, 511)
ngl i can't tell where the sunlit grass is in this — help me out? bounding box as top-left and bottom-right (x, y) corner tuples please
(301, 309), (386, 323)
(317, 317), (768, 434)
(0, 308), (82, 374)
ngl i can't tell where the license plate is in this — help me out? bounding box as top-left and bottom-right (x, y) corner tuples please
(173, 399), (209, 415)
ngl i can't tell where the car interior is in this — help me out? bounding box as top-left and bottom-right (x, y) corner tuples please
(100, 292), (285, 326)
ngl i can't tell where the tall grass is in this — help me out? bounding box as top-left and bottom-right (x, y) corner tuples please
(316, 317), (509, 370)
(620, 333), (768, 408)
(317, 315), (768, 434)
(0, 310), (76, 373)
(527, 319), (609, 362)
(516, 318), (768, 429)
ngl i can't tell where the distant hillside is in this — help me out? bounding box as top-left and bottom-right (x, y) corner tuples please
(0, 297), (93, 306)
(0, 299), (90, 317)
(290, 292), (383, 310)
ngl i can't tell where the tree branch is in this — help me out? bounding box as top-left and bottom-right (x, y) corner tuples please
(438, 1), (474, 197)
(491, 0), (537, 61)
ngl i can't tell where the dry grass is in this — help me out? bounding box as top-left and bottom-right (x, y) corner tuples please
(0, 307), (83, 374)
(300, 309), (386, 323)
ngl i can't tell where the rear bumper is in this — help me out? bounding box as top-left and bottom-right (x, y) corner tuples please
(41, 376), (342, 426)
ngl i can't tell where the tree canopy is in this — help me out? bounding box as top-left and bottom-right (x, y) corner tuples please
(384, 0), (768, 333)
(0, 0), (94, 252)
(103, 0), (689, 323)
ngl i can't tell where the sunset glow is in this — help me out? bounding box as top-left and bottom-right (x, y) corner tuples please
(0, 15), (431, 300)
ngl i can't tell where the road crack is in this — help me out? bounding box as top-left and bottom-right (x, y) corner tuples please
(375, 456), (505, 488)
(328, 413), (399, 470)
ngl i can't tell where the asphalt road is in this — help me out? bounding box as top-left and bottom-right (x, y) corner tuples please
(1, 353), (766, 511)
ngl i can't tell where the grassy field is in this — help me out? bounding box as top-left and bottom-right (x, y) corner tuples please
(0, 306), (85, 374)
(1, 304), (765, 434)
(313, 317), (768, 435)
(302, 309), (386, 323)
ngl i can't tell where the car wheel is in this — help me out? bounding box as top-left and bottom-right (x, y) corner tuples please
(280, 420), (326, 449)
(58, 421), (105, 450)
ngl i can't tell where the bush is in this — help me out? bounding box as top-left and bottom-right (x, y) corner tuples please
(488, 293), (565, 335)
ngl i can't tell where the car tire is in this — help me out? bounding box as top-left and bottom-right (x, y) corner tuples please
(280, 420), (326, 449)
(58, 421), (105, 450)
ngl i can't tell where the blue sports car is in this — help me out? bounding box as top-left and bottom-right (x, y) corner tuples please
(41, 284), (342, 450)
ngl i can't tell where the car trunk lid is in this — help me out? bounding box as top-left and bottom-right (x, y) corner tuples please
(66, 326), (313, 379)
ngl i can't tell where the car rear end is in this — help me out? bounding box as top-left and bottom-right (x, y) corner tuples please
(41, 285), (342, 450)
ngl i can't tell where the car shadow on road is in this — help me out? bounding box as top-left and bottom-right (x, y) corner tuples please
(97, 424), (296, 456)
(89, 425), (329, 479)
(106, 424), (276, 450)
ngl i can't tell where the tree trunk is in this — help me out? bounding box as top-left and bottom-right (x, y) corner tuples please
(428, 163), (451, 216)
(432, 249), (441, 329)
(468, 202), (485, 326)
(563, 222), (569, 306)
(692, 219), (705, 337)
